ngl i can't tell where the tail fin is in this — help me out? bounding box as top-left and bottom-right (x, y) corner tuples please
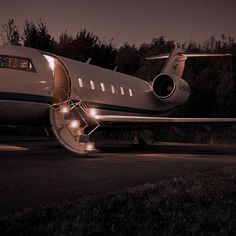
(160, 46), (186, 78)
(146, 46), (231, 78)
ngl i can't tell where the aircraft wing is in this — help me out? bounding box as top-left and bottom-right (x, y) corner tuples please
(95, 115), (236, 125)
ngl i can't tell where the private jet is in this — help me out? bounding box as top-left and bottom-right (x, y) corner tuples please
(0, 45), (235, 153)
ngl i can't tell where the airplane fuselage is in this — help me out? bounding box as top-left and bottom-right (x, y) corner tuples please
(0, 46), (176, 126)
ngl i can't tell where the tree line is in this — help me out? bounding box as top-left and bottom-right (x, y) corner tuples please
(1, 19), (235, 118)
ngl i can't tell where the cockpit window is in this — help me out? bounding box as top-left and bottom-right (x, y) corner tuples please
(0, 55), (35, 72)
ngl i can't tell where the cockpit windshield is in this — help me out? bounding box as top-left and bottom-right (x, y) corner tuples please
(0, 55), (34, 72)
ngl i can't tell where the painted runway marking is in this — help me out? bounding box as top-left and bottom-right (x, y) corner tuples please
(0, 144), (29, 151)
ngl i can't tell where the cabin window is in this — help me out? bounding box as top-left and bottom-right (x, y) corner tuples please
(111, 84), (115, 94)
(129, 88), (133, 97)
(100, 82), (105, 92)
(90, 80), (95, 90)
(78, 78), (83, 87)
(120, 86), (125, 95)
(0, 55), (34, 72)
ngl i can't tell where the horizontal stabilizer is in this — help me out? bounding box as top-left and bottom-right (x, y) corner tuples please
(146, 52), (232, 60)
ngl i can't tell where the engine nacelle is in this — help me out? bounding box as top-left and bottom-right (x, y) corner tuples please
(152, 73), (190, 105)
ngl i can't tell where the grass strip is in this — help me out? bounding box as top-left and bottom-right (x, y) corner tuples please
(1, 166), (236, 235)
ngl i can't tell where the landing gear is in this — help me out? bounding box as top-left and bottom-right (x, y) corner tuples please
(131, 130), (150, 149)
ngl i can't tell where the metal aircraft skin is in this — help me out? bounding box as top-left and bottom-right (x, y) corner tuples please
(0, 46), (235, 153)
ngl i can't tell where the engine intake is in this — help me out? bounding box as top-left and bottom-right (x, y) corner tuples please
(152, 73), (190, 105)
(152, 74), (175, 98)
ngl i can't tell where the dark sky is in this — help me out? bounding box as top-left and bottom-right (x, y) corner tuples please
(1, 0), (236, 47)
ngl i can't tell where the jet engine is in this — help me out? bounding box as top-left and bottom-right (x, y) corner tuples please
(152, 73), (190, 105)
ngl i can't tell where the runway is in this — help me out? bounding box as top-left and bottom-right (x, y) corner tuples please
(0, 139), (235, 213)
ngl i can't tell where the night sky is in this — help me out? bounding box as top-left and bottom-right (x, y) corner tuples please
(1, 0), (236, 47)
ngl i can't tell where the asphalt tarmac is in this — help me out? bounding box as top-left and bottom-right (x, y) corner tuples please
(0, 139), (235, 213)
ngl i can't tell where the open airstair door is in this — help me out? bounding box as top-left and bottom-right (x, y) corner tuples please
(45, 55), (99, 154)
(49, 99), (99, 154)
